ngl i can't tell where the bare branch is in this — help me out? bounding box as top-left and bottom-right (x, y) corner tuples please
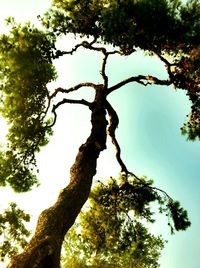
(53, 98), (91, 110)
(100, 50), (124, 88)
(105, 99), (175, 199)
(40, 86), (51, 122)
(53, 38), (97, 58)
(101, 53), (109, 88)
(47, 98), (91, 128)
(81, 43), (123, 88)
(54, 40), (128, 92)
(154, 52), (176, 81)
(105, 97), (176, 201)
(50, 83), (98, 99)
(105, 100), (129, 174)
(47, 106), (58, 129)
(107, 75), (172, 94)
(54, 38), (121, 59)
(82, 42), (123, 56)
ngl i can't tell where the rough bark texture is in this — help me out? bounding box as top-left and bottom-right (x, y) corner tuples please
(7, 88), (107, 268)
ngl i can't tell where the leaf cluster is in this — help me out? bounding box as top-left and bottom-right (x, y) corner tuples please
(177, 46), (200, 140)
(93, 176), (157, 222)
(0, 202), (31, 262)
(92, 176), (191, 233)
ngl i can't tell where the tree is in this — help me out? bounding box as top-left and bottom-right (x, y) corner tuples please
(62, 177), (166, 268)
(0, 0), (199, 267)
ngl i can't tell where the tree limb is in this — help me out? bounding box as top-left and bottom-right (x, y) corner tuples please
(80, 42), (124, 89)
(50, 83), (98, 99)
(53, 38), (97, 58)
(47, 98), (91, 128)
(105, 100), (129, 175)
(101, 53), (109, 88)
(105, 101), (143, 181)
(107, 75), (172, 94)
(154, 52), (176, 81)
(53, 98), (91, 109)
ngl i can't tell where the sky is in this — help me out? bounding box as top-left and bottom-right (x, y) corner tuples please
(0, 1), (200, 268)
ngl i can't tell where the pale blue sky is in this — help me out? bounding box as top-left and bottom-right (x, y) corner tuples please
(0, 1), (200, 268)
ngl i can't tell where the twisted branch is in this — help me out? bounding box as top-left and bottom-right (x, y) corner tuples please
(107, 74), (172, 94)
(105, 100), (128, 174)
(105, 100), (173, 201)
(53, 38), (97, 58)
(50, 82), (99, 99)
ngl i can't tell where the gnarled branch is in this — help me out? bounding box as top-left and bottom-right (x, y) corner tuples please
(48, 98), (91, 128)
(53, 38), (97, 58)
(107, 75), (172, 94)
(50, 82), (98, 99)
(154, 52), (177, 81)
(53, 98), (91, 109)
(101, 53), (108, 88)
(105, 100), (128, 175)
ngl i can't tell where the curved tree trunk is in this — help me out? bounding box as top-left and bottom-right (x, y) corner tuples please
(7, 88), (108, 268)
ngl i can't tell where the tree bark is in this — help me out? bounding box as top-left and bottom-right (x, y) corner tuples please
(7, 88), (108, 268)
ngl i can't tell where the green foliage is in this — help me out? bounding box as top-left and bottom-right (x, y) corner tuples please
(93, 176), (157, 222)
(62, 175), (190, 267)
(0, 150), (39, 192)
(47, 0), (199, 54)
(63, 220), (164, 268)
(178, 46), (200, 140)
(93, 176), (190, 233)
(52, 0), (102, 37)
(0, 19), (56, 191)
(167, 200), (191, 233)
(0, 203), (31, 262)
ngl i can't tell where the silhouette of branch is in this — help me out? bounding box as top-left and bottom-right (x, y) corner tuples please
(54, 98), (91, 109)
(105, 100), (128, 174)
(50, 82), (98, 99)
(53, 38), (97, 58)
(154, 52), (177, 81)
(107, 75), (172, 94)
(48, 98), (91, 128)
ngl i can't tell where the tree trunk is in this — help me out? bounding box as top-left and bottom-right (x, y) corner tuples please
(7, 89), (108, 268)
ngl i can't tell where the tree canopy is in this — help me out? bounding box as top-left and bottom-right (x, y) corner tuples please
(0, 0), (199, 267)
